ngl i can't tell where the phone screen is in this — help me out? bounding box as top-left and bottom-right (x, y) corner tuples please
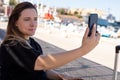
(88, 14), (98, 36)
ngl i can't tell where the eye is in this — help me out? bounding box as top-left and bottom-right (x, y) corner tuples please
(34, 17), (37, 21)
(24, 18), (30, 21)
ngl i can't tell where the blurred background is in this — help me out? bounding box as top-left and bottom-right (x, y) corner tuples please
(0, 0), (120, 73)
(0, 0), (120, 38)
(1, 0), (120, 79)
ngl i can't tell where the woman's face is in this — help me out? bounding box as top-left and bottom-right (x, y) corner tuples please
(16, 8), (37, 39)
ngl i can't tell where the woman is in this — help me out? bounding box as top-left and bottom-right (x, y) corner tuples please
(0, 2), (100, 80)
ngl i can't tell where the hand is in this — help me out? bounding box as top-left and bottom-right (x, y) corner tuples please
(58, 74), (84, 80)
(81, 24), (100, 53)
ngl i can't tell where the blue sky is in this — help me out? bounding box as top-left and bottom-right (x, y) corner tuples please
(23, 0), (120, 21)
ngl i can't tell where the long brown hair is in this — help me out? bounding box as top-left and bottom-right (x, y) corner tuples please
(3, 2), (37, 44)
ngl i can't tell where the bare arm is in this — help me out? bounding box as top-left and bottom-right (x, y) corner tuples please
(34, 25), (100, 70)
(46, 70), (84, 80)
(46, 70), (62, 80)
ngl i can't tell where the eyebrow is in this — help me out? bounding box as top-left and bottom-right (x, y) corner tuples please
(24, 17), (37, 18)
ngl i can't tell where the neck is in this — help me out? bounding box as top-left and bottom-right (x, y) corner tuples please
(24, 36), (30, 40)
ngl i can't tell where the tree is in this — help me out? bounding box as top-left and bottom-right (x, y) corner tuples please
(9, 0), (18, 6)
(74, 11), (78, 15)
(57, 8), (68, 15)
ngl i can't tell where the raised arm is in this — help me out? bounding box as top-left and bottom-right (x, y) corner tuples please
(34, 25), (100, 70)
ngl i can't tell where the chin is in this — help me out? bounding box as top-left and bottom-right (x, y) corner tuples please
(28, 33), (34, 36)
(30, 32), (35, 35)
(30, 34), (34, 36)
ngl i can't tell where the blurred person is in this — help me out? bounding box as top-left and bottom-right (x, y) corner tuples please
(0, 2), (100, 80)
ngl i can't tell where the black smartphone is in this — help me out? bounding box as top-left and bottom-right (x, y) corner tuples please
(88, 14), (98, 36)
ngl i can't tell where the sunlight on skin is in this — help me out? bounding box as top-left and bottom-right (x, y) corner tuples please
(37, 54), (57, 69)
(48, 54), (56, 62)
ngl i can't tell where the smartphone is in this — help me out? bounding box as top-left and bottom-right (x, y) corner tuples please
(88, 14), (98, 36)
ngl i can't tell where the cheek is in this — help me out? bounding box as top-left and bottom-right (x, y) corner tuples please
(17, 24), (28, 32)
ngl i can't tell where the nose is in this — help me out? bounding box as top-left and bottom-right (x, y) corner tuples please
(30, 20), (37, 27)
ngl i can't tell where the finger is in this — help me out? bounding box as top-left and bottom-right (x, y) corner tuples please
(83, 27), (89, 38)
(91, 24), (96, 37)
(96, 32), (101, 40)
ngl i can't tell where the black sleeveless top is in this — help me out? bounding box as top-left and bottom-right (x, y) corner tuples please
(0, 38), (47, 80)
